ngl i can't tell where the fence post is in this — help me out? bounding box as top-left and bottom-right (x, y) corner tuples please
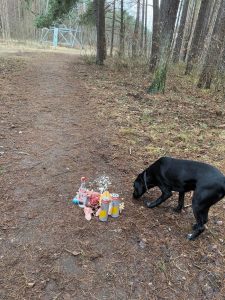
(53, 27), (59, 47)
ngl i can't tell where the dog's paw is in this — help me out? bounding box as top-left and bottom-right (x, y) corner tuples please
(187, 233), (195, 240)
(144, 200), (155, 208)
(173, 207), (182, 213)
(192, 223), (198, 230)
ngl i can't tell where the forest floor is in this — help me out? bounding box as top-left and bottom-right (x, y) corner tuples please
(0, 45), (225, 300)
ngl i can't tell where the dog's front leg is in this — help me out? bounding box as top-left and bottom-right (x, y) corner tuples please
(173, 192), (185, 213)
(145, 188), (172, 208)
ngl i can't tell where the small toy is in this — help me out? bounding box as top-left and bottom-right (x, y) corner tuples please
(86, 190), (100, 206)
(72, 177), (88, 208)
(119, 201), (125, 213)
(84, 206), (94, 221)
(72, 199), (84, 206)
(72, 177), (124, 221)
(100, 191), (111, 203)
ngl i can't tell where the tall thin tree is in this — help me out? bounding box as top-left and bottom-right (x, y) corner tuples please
(132, 0), (140, 57)
(0, 0), (11, 39)
(140, 0), (145, 50)
(180, 0), (197, 62)
(110, 0), (116, 57)
(148, 0), (180, 93)
(94, 0), (106, 65)
(149, 0), (159, 72)
(144, 0), (148, 55)
(119, 0), (124, 56)
(185, 0), (212, 74)
(172, 0), (190, 63)
(197, 0), (225, 88)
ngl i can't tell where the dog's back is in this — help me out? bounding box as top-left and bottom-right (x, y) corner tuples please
(155, 156), (225, 186)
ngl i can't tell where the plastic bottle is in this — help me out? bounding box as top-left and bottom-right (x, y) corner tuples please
(78, 177), (88, 208)
(99, 198), (110, 221)
(111, 194), (120, 218)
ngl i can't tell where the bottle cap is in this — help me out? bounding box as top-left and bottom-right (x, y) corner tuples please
(111, 193), (120, 200)
(102, 197), (110, 203)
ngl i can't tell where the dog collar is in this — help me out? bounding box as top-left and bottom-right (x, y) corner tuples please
(143, 171), (150, 194)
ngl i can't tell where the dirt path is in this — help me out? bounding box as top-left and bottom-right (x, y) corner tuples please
(0, 50), (225, 300)
(0, 52), (122, 299)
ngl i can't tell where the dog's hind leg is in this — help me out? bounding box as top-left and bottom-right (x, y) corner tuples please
(145, 187), (172, 208)
(188, 207), (209, 240)
(187, 190), (209, 240)
(192, 207), (209, 231)
(173, 192), (185, 213)
(187, 187), (219, 240)
(187, 185), (225, 240)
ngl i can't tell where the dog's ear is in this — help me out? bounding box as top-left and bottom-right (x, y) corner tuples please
(133, 172), (142, 181)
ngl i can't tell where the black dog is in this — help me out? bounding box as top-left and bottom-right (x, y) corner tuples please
(133, 156), (225, 240)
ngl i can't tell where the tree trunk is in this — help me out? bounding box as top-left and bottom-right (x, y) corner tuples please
(110, 0), (115, 57)
(172, 0), (190, 63)
(132, 0), (140, 57)
(199, 0), (222, 65)
(144, 0), (148, 55)
(170, 0), (183, 55)
(140, 0), (145, 50)
(180, 0), (197, 62)
(94, 0), (106, 65)
(119, 0), (124, 56)
(0, 0), (11, 40)
(197, 0), (225, 89)
(148, 0), (179, 93)
(215, 38), (225, 91)
(185, 0), (212, 74)
(197, 0), (215, 53)
(46, 0), (50, 14)
(149, 0), (159, 72)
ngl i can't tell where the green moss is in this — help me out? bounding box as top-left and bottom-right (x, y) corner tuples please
(147, 64), (167, 94)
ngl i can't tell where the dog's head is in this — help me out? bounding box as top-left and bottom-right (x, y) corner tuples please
(133, 171), (155, 199)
